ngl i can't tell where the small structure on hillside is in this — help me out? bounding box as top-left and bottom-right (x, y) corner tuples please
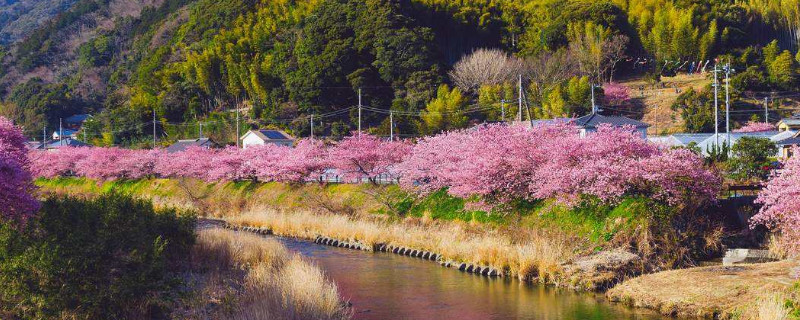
(240, 129), (295, 149)
(64, 114), (92, 129)
(166, 138), (220, 153)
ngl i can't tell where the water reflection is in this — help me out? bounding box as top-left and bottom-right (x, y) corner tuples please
(273, 236), (664, 320)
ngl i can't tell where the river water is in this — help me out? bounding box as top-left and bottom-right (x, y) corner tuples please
(268, 235), (665, 320)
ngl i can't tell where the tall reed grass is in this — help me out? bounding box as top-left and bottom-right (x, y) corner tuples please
(190, 228), (351, 320)
(227, 209), (577, 281)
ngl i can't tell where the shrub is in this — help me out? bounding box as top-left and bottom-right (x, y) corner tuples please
(0, 193), (196, 319)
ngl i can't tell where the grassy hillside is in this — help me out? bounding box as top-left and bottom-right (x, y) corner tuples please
(1, 0), (799, 144)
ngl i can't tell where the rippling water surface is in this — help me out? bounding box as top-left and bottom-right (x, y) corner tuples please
(271, 236), (665, 320)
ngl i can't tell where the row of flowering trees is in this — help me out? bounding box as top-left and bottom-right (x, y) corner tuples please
(30, 123), (721, 208)
(0, 117), (39, 223)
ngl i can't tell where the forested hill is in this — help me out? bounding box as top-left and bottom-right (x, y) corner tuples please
(0, 0), (799, 146)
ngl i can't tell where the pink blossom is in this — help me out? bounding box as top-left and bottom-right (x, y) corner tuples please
(327, 134), (411, 184)
(603, 83), (631, 106)
(0, 116), (39, 223)
(397, 123), (719, 207)
(752, 148), (800, 253)
(733, 121), (776, 133)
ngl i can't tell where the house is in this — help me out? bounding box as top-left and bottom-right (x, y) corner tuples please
(574, 114), (650, 139)
(44, 138), (90, 150)
(778, 114), (800, 132)
(52, 129), (78, 140)
(64, 114), (92, 129)
(777, 136), (800, 158)
(166, 138), (220, 153)
(240, 129), (295, 149)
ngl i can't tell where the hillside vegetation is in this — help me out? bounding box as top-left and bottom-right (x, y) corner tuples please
(1, 0), (800, 145)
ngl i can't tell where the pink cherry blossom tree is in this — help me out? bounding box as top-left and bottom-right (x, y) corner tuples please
(733, 121), (776, 133)
(751, 149), (800, 254)
(602, 82), (631, 106)
(327, 134), (411, 184)
(0, 117), (40, 223)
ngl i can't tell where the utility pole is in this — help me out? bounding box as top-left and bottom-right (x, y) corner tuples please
(236, 103), (240, 148)
(500, 100), (506, 122)
(518, 75), (523, 122)
(43, 124), (46, 149)
(199, 121), (203, 139)
(389, 111), (394, 141)
(713, 63), (719, 149)
(725, 62), (732, 156)
(310, 114), (314, 139)
(358, 88), (362, 136)
(153, 109), (157, 148)
(764, 97), (769, 123)
(591, 84), (597, 114)
(59, 118), (63, 146)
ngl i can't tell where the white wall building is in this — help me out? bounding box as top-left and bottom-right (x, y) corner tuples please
(241, 129), (295, 149)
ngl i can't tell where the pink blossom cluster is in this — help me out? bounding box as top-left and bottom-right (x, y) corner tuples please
(732, 121), (776, 133)
(397, 123), (720, 206)
(752, 149), (800, 253)
(29, 124), (720, 207)
(0, 117), (39, 223)
(602, 83), (631, 106)
(29, 136), (407, 184)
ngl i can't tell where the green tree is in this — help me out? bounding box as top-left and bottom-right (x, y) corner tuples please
(672, 87), (715, 133)
(727, 137), (777, 181)
(420, 85), (468, 133)
(768, 50), (797, 89)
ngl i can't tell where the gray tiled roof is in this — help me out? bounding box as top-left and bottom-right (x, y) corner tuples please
(777, 137), (800, 146)
(64, 114), (91, 124)
(166, 138), (218, 153)
(575, 114), (650, 129)
(45, 138), (89, 149)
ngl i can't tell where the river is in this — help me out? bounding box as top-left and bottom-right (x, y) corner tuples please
(266, 235), (665, 320)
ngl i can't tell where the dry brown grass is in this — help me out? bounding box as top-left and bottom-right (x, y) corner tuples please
(620, 73), (711, 135)
(607, 260), (799, 319)
(226, 208), (578, 281)
(754, 294), (791, 320)
(180, 228), (351, 320)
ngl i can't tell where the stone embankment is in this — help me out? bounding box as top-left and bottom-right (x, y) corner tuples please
(223, 222), (503, 278)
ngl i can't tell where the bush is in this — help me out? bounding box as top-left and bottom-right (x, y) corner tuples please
(0, 193), (195, 319)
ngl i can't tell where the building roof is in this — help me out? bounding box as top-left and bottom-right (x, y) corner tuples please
(64, 114), (91, 124)
(574, 113), (650, 129)
(45, 138), (90, 149)
(777, 137), (800, 146)
(242, 129), (294, 141)
(166, 138), (218, 153)
(25, 141), (45, 150)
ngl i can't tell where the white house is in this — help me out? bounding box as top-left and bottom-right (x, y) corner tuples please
(241, 129), (295, 149)
(166, 138), (220, 153)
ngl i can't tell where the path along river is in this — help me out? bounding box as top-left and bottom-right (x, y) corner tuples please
(264, 234), (666, 320)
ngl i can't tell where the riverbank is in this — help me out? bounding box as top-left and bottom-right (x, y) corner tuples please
(34, 177), (720, 292)
(180, 227), (351, 319)
(607, 260), (799, 319)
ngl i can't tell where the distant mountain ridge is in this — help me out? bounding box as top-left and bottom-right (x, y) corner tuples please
(0, 0), (78, 44)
